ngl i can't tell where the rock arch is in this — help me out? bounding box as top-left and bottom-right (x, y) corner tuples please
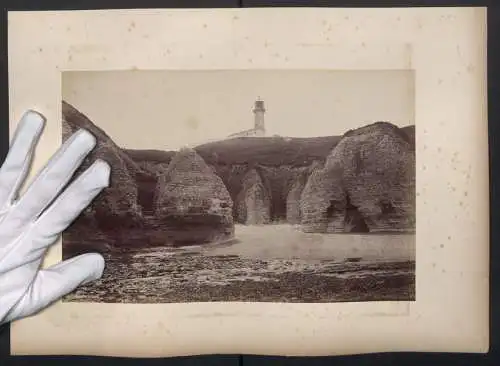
(300, 121), (415, 233)
(340, 124), (415, 232)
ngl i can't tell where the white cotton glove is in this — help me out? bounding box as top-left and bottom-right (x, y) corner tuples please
(0, 110), (111, 325)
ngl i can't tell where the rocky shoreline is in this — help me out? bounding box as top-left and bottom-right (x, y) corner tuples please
(65, 247), (415, 303)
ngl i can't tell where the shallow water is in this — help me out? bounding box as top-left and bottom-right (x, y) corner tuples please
(65, 224), (415, 303)
(201, 224), (415, 261)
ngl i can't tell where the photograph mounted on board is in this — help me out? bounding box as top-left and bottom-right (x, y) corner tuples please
(61, 70), (416, 304)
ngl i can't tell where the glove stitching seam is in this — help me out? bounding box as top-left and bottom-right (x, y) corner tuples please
(0, 221), (37, 273)
(34, 159), (103, 227)
(0, 256), (44, 324)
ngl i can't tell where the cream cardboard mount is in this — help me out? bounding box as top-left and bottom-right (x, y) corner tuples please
(7, 7), (489, 358)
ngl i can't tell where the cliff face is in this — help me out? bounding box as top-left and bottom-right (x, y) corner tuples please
(301, 122), (415, 233)
(62, 101), (144, 231)
(154, 148), (234, 245)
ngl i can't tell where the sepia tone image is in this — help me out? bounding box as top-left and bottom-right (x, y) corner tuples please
(61, 70), (416, 303)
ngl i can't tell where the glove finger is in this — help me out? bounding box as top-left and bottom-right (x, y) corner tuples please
(0, 159), (110, 273)
(3, 253), (105, 323)
(33, 158), (110, 245)
(0, 111), (45, 209)
(9, 128), (97, 226)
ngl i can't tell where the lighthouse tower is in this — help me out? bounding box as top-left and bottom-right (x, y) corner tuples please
(253, 98), (266, 137)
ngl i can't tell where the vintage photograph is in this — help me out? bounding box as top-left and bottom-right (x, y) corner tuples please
(61, 70), (416, 303)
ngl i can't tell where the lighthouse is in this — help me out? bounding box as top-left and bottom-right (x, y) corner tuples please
(253, 98), (266, 137)
(226, 98), (268, 139)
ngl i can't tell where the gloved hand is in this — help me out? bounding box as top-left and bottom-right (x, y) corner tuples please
(0, 110), (110, 325)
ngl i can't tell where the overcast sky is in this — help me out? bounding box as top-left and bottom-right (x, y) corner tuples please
(62, 70), (414, 151)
